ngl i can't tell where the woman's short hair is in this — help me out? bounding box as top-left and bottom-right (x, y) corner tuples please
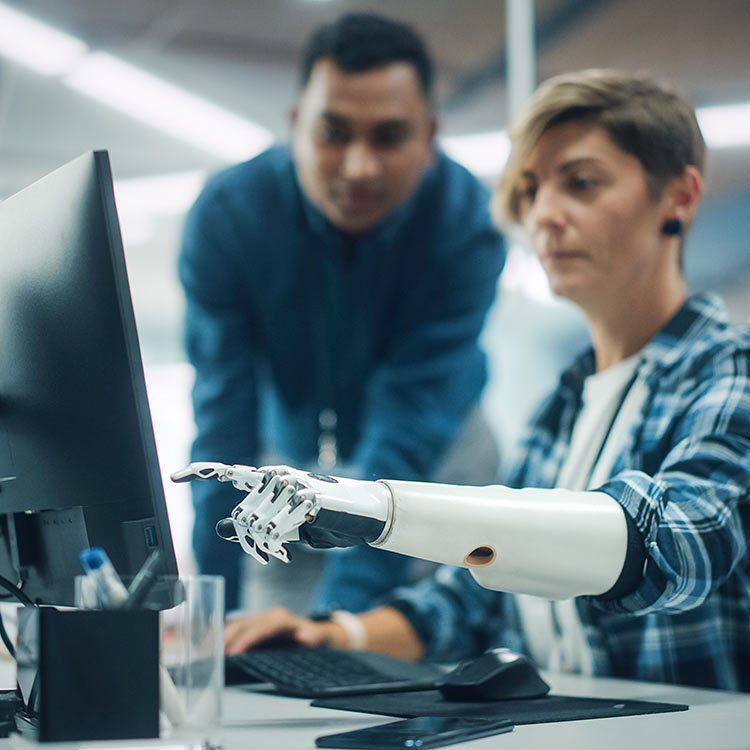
(495, 69), (706, 225)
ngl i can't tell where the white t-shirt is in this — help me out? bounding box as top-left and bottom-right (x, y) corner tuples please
(516, 354), (645, 675)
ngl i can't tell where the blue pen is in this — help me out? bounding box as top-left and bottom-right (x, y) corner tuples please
(79, 547), (129, 608)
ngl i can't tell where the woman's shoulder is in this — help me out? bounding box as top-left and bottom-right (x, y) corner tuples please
(649, 294), (750, 383)
(676, 319), (750, 378)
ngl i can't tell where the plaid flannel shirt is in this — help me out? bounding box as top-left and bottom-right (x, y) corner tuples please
(384, 293), (750, 691)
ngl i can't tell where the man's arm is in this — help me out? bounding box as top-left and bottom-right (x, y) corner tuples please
(179, 190), (261, 610)
(354, 227), (505, 482)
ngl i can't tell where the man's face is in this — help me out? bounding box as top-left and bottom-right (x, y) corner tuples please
(292, 58), (436, 234)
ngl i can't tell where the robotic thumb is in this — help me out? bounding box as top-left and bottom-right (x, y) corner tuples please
(216, 518), (237, 540)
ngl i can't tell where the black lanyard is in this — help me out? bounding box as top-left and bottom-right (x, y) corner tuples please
(307, 237), (359, 470)
(580, 369), (640, 490)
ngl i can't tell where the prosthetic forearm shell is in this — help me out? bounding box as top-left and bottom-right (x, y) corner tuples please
(373, 481), (627, 600)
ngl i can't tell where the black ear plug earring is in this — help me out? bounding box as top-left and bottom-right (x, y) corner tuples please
(662, 218), (683, 236)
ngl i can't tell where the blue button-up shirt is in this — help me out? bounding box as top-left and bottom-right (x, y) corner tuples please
(386, 294), (750, 691)
(179, 145), (506, 610)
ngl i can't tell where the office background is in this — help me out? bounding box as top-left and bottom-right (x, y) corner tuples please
(1, 0), (748, 605)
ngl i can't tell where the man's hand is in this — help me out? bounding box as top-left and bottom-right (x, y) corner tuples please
(224, 607), (347, 655)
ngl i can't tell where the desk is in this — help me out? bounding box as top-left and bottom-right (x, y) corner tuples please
(220, 673), (750, 750)
(2, 660), (748, 749)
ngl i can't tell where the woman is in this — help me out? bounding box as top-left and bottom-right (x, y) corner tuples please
(175, 70), (750, 691)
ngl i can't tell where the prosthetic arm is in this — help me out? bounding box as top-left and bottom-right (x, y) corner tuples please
(172, 462), (630, 600)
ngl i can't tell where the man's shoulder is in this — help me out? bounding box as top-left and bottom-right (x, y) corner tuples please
(181, 145), (303, 258)
(413, 151), (497, 246)
(184, 145), (301, 245)
(430, 151), (491, 205)
(201, 145), (294, 201)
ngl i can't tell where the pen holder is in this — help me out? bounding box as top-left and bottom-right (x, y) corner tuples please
(15, 606), (160, 742)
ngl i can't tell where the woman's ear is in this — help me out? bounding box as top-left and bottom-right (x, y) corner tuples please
(662, 166), (704, 229)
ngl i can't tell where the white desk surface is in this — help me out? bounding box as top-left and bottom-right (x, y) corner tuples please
(218, 672), (750, 750)
(2, 659), (748, 750)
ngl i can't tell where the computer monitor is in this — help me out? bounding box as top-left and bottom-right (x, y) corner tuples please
(0, 151), (178, 605)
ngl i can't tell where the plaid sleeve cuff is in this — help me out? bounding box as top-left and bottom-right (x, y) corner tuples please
(594, 474), (676, 615)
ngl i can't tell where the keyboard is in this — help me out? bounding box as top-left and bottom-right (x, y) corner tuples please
(225, 646), (445, 698)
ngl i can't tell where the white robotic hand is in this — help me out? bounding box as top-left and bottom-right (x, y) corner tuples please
(171, 463), (392, 565)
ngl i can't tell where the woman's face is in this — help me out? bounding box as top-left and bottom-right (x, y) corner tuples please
(517, 121), (676, 309)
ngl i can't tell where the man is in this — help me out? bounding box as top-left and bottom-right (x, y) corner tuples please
(179, 13), (506, 611)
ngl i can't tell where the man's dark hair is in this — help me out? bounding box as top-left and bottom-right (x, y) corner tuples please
(300, 13), (433, 99)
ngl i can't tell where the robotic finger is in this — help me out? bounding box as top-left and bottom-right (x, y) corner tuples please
(170, 462), (266, 492)
(171, 461), (233, 482)
(223, 472), (321, 564)
(215, 514), (272, 565)
(265, 488), (318, 544)
(232, 475), (293, 531)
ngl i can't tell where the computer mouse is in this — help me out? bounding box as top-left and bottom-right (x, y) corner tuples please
(437, 648), (550, 701)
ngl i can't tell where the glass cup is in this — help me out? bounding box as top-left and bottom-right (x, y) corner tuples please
(159, 575), (225, 737)
(75, 573), (225, 739)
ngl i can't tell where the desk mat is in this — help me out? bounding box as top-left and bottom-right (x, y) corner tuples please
(311, 690), (688, 724)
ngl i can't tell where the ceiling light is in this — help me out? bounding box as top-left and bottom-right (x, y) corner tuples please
(0, 2), (272, 162)
(65, 52), (273, 161)
(0, 3), (87, 75)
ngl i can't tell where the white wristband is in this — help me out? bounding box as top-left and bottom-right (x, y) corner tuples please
(331, 610), (367, 651)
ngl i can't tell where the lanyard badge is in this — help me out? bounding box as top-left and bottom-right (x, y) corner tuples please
(318, 408), (338, 470)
